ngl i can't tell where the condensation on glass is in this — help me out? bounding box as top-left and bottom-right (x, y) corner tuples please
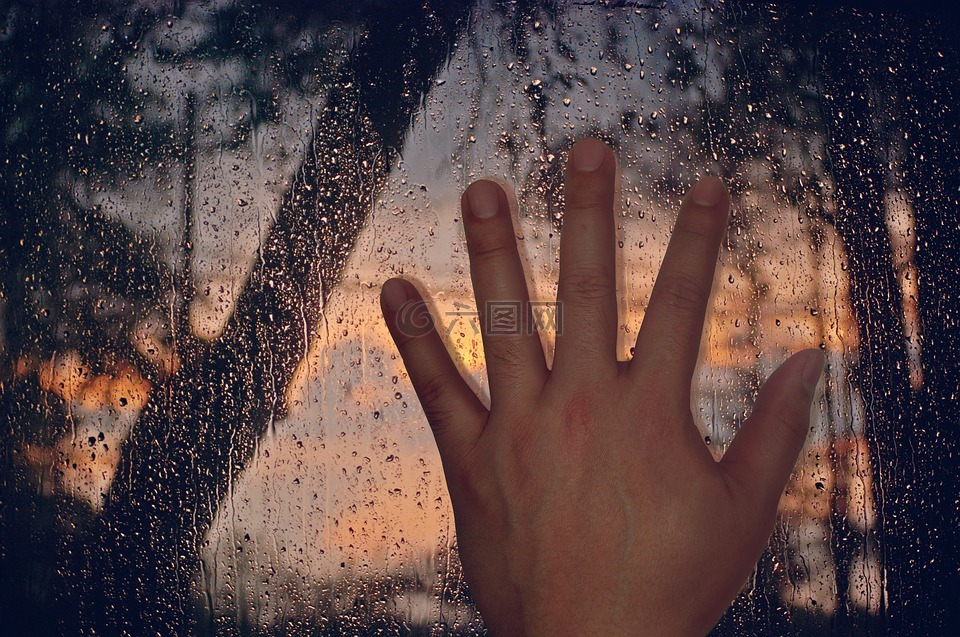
(1, 1), (955, 635)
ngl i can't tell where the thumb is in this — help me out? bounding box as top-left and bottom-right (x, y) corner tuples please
(720, 349), (825, 513)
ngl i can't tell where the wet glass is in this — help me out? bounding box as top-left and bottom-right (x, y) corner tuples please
(1, 1), (957, 634)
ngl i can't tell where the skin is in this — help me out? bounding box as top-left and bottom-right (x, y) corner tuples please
(379, 137), (825, 636)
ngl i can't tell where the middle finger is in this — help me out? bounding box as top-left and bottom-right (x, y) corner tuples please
(553, 137), (619, 378)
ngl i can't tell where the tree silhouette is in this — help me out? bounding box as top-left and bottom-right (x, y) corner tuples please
(2, 1), (472, 633)
(84, 3), (473, 634)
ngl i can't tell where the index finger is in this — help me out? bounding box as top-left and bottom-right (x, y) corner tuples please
(628, 176), (730, 406)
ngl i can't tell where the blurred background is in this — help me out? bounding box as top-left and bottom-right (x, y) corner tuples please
(1, 0), (957, 634)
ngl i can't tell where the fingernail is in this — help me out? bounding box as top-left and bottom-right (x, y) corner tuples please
(466, 180), (501, 219)
(801, 349), (826, 396)
(691, 176), (726, 207)
(381, 279), (409, 312)
(572, 138), (607, 172)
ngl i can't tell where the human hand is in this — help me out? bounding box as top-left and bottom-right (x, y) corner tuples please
(380, 138), (824, 636)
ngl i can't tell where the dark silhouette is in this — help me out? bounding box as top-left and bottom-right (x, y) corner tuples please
(82, 3), (474, 634)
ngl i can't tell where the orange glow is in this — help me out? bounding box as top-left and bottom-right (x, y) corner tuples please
(38, 350), (89, 402)
(35, 349), (152, 411)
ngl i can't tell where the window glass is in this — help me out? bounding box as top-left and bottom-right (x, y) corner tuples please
(1, 1), (956, 634)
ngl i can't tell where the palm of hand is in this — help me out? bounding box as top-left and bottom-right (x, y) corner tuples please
(381, 138), (824, 636)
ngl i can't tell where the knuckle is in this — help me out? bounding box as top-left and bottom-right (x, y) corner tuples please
(506, 429), (535, 477)
(565, 178), (613, 213)
(564, 201), (606, 216)
(448, 450), (486, 502)
(559, 265), (614, 302)
(469, 236), (514, 263)
(447, 458), (505, 533)
(674, 213), (721, 241)
(560, 390), (601, 444)
(562, 201), (613, 231)
(765, 405), (808, 438)
(655, 272), (707, 315)
(660, 331), (691, 365)
(483, 339), (526, 378)
(415, 372), (455, 427)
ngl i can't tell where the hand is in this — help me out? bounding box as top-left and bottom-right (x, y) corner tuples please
(380, 138), (824, 636)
